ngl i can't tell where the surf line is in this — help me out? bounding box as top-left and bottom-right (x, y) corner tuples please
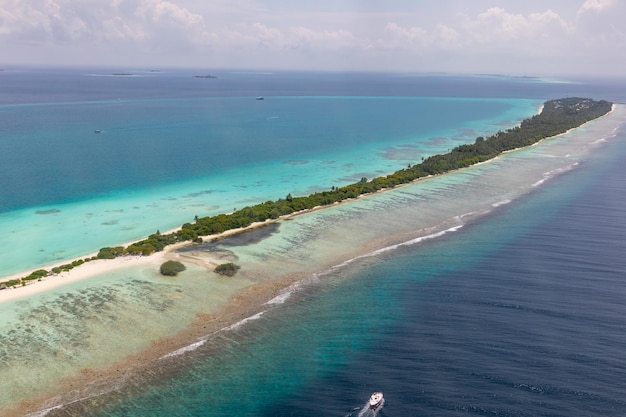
(162, 225), (467, 359)
(331, 224), (464, 271)
(264, 224), (466, 307)
(160, 311), (268, 359)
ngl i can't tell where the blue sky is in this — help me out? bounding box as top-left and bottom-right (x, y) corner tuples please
(1, 0), (624, 76)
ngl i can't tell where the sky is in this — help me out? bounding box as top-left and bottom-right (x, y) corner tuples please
(1, 0), (625, 76)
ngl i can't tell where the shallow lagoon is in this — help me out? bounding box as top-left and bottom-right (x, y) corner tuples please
(0, 93), (538, 277)
(2, 104), (623, 416)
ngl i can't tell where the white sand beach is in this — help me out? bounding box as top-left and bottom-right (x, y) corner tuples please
(0, 103), (619, 305)
(1, 104), (624, 417)
(0, 254), (158, 303)
(0, 220), (273, 303)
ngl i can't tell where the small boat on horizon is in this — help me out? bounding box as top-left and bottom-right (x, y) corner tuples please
(94, 129), (102, 134)
(256, 96), (264, 100)
(369, 391), (384, 411)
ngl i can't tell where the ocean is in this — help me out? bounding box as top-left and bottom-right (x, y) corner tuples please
(0, 69), (546, 277)
(0, 69), (625, 416)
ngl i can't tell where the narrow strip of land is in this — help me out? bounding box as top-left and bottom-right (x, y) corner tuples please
(0, 97), (613, 296)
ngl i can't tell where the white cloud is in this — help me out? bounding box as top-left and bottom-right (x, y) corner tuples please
(102, 15), (146, 41)
(375, 7), (571, 54)
(289, 26), (356, 49)
(464, 7), (570, 42)
(251, 22), (283, 44)
(138, 0), (203, 27)
(578, 0), (614, 15)
(0, 0), (93, 42)
(435, 24), (460, 46)
(0, 1), (623, 76)
(214, 22), (358, 53)
(380, 22), (429, 50)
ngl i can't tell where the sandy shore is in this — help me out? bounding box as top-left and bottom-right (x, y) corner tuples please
(0, 103), (617, 305)
(7, 273), (306, 417)
(0, 223), (182, 303)
(4, 249), (308, 417)
(0, 254), (158, 303)
(0, 221), (268, 303)
(3, 104), (623, 417)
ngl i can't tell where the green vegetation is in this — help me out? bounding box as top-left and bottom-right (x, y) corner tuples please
(48, 258), (92, 274)
(214, 263), (241, 277)
(22, 269), (48, 282)
(159, 260), (187, 276)
(97, 246), (127, 259)
(0, 98), (612, 289)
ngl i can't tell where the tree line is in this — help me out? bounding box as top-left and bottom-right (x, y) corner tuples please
(0, 97), (612, 289)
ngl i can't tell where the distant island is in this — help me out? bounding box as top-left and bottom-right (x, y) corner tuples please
(0, 97), (612, 289)
(193, 75), (218, 79)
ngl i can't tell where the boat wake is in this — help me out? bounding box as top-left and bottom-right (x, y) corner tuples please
(354, 392), (384, 417)
(355, 402), (383, 417)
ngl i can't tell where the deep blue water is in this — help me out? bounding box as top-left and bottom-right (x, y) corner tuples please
(262, 140), (626, 417)
(1, 69), (550, 276)
(1, 69), (546, 213)
(46, 85), (626, 416)
(4, 70), (625, 416)
(0, 94), (515, 211)
(1, 69), (625, 214)
(258, 123), (626, 417)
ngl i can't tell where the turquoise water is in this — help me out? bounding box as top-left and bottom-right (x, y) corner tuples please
(45, 104), (626, 417)
(2, 70), (626, 416)
(0, 84), (539, 277)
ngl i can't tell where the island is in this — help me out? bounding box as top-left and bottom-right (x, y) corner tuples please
(0, 97), (612, 289)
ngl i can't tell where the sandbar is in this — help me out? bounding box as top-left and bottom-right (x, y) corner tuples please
(1, 104), (623, 417)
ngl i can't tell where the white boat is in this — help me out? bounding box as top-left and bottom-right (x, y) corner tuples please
(368, 391), (384, 410)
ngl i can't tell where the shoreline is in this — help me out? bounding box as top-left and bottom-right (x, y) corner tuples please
(9, 270), (308, 417)
(0, 103), (617, 303)
(0, 215), (303, 303)
(0, 224), (180, 302)
(3, 103), (623, 417)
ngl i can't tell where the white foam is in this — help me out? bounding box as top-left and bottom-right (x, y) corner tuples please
(265, 282), (304, 305)
(221, 311), (265, 331)
(492, 199), (512, 207)
(266, 274), (321, 305)
(160, 339), (207, 359)
(591, 128), (619, 145)
(266, 291), (293, 305)
(25, 395), (91, 417)
(160, 311), (268, 360)
(266, 225), (465, 306)
(532, 164), (578, 187)
(25, 405), (62, 417)
(331, 225), (464, 272)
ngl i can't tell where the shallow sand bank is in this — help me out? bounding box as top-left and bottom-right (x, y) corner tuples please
(0, 222), (268, 303)
(0, 255), (156, 303)
(2, 105), (625, 417)
(1, 104), (616, 302)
